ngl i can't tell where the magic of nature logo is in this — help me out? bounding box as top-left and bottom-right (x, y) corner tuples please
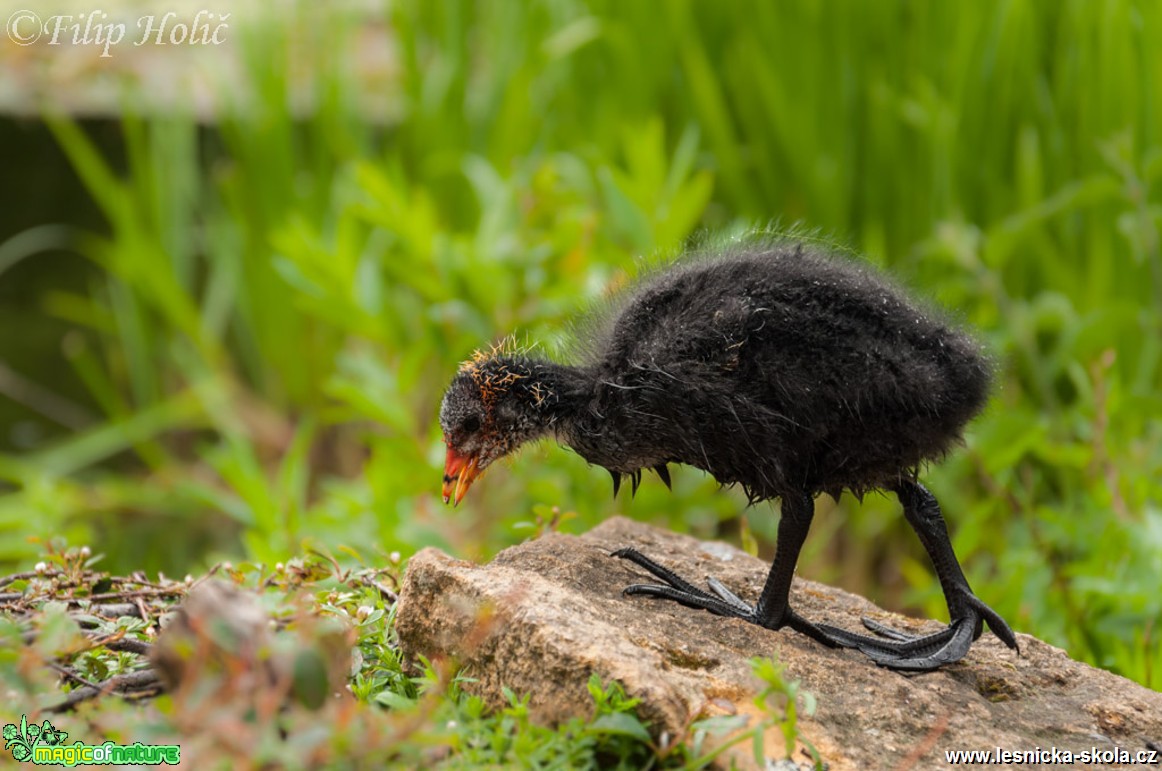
(3, 714), (180, 766)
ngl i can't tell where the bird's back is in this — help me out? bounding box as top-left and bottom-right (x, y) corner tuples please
(578, 243), (991, 499)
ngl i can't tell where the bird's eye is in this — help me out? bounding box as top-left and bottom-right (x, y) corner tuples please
(461, 415), (481, 434)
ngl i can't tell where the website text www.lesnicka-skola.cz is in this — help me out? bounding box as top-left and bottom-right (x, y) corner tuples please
(945, 746), (1159, 765)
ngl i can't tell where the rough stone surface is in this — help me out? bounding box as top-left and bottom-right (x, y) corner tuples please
(396, 516), (1162, 770)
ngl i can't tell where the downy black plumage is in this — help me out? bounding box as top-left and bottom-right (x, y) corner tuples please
(439, 239), (1018, 671)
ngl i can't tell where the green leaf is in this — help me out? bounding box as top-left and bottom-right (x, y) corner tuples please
(375, 690), (418, 711)
(586, 712), (651, 743)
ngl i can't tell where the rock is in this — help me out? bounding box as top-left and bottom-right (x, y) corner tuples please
(396, 516), (1162, 770)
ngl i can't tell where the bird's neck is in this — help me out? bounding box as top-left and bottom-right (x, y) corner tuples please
(524, 359), (593, 425)
(483, 355), (594, 431)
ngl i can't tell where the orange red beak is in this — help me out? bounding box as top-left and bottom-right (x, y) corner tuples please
(442, 444), (482, 506)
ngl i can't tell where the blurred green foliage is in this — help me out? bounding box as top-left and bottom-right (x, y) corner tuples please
(0, 0), (1159, 691)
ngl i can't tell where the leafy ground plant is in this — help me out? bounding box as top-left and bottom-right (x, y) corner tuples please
(0, 540), (824, 768)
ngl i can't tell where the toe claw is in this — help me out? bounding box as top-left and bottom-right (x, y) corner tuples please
(963, 593), (1020, 652)
(816, 614), (982, 671)
(706, 576), (751, 613)
(874, 617), (978, 671)
(860, 616), (920, 643)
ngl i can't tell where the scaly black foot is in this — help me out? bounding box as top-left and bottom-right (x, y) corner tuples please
(611, 547), (840, 649)
(611, 546), (1018, 672)
(815, 478), (1021, 671)
(611, 484), (1019, 673)
(814, 589), (1018, 671)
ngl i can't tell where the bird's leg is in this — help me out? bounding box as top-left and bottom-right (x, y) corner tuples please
(612, 492), (841, 649)
(750, 491), (839, 645)
(814, 479), (1019, 671)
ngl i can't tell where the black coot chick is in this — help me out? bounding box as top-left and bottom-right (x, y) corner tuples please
(439, 240), (1018, 671)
